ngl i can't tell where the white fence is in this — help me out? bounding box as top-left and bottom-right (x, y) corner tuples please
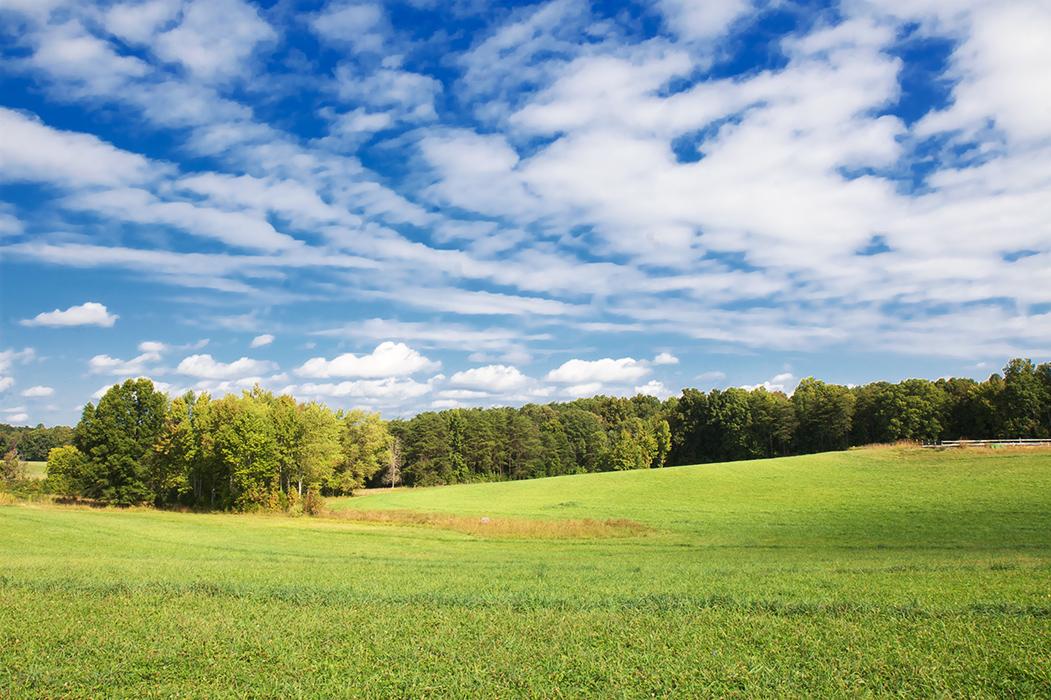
(922, 438), (1051, 448)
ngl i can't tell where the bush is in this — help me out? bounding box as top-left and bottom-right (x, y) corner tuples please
(303, 488), (326, 516)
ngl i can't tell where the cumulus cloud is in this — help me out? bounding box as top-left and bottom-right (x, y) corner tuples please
(21, 302), (117, 327)
(20, 385), (54, 397)
(0, 377), (14, 393)
(250, 334), (275, 348)
(138, 340), (168, 353)
(295, 342), (439, 379)
(741, 372), (797, 394)
(176, 354), (277, 379)
(89, 352), (162, 376)
(546, 357), (651, 384)
(653, 352), (679, 365)
(449, 364), (531, 393)
(293, 377), (433, 403)
(634, 380), (675, 399)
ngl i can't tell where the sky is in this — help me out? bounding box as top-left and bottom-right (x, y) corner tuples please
(1, 0), (1049, 427)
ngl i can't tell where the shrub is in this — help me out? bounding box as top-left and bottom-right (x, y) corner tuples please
(303, 487), (326, 516)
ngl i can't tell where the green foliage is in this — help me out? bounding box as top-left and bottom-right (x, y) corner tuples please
(0, 424), (73, 461)
(2, 448), (26, 483)
(792, 378), (855, 453)
(73, 378), (167, 505)
(333, 409), (388, 493)
(44, 445), (85, 497)
(56, 358), (1051, 507)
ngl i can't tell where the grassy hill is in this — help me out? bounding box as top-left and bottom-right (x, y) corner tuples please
(1, 447), (1049, 697)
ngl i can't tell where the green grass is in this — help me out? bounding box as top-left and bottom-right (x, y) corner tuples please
(2, 447), (1049, 697)
(22, 461), (47, 479)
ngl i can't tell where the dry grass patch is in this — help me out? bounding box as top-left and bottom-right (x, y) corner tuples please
(324, 508), (651, 539)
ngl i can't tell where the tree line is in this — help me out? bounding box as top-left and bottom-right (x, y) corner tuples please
(46, 379), (394, 511)
(36, 358), (1051, 509)
(1, 423), (73, 461)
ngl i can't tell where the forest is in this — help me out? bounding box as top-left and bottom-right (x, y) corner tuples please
(16, 358), (1051, 509)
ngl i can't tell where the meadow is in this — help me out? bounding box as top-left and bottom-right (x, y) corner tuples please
(2, 447), (1049, 697)
(21, 461), (46, 479)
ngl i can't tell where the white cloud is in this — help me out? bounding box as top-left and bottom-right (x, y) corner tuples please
(634, 380), (675, 399)
(293, 377), (433, 403)
(913, 2), (1051, 145)
(0, 348), (35, 374)
(311, 1), (386, 52)
(653, 352), (679, 365)
(546, 357), (651, 384)
(176, 354), (277, 379)
(20, 385), (54, 398)
(295, 341), (439, 379)
(250, 334), (274, 348)
(21, 302), (118, 327)
(92, 378), (180, 401)
(335, 65), (441, 123)
(5, 413), (29, 425)
(741, 372), (797, 394)
(0, 108), (152, 188)
(696, 370), (727, 382)
(449, 364), (531, 393)
(62, 187), (300, 252)
(657, 0), (753, 41)
(89, 352), (162, 376)
(563, 382), (603, 398)
(0, 377), (14, 393)
(390, 287), (580, 317)
(153, 0), (277, 82)
(138, 341), (167, 353)
(105, 0), (182, 45)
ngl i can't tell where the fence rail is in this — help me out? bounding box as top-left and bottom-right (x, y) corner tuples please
(922, 438), (1051, 448)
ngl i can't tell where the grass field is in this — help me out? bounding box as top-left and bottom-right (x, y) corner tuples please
(22, 461), (46, 479)
(2, 447), (1049, 697)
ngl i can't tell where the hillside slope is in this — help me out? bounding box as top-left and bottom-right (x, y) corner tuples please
(331, 447), (1051, 547)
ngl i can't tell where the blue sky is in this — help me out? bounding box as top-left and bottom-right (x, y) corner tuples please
(1, 0), (1050, 427)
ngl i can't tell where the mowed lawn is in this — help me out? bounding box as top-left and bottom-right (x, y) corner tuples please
(2, 448), (1049, 697)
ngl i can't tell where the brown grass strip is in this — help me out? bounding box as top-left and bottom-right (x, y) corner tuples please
(324, 508), (651, 539)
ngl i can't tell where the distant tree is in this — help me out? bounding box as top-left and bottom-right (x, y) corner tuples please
(293, 402), (341, 493)
(653, 419), (672, 468)
(505, 412), (543, 480)
(608, 428), (641, 471)
(209, 393), (280, 510)
(45, 445), (85, 497)
(151, 392), (198, 505)
(792, 378), (855, 453)
(384, 436), (403, 488)
(559, 407), (609, 472)
(668, 388), (709, 465)
(2, 448), (26, 483)
(334, 409), (390, 493)
(73, 379), (167, 505)
(747, 388), (796, 457)
(1000, 358), (1047, 437)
